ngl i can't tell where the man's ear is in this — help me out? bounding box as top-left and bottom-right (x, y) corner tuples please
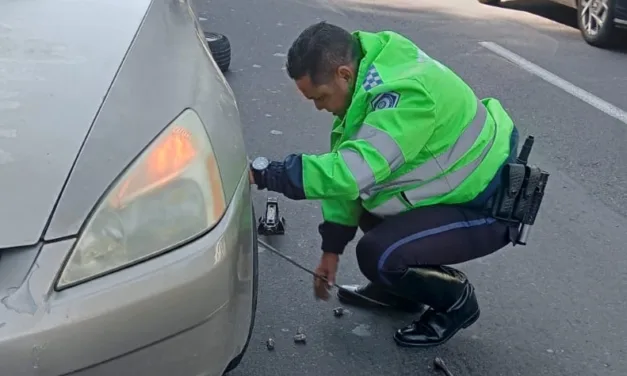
(337, 65), (353, 84)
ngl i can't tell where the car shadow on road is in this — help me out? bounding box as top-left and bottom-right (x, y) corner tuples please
(498, 0), (627, 53)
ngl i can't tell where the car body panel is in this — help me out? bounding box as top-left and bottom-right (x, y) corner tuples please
(0, 0), (151, 248)
(615, 0), (627, 24)
(1, 0), (256, 374)
(0, 244), (42, 316)
(0, 171), (255, 376)
(548, 0), (577, 8)
(44, 0), (247, 241)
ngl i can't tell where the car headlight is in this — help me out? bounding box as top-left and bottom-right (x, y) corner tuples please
(56, 109), (226, 289)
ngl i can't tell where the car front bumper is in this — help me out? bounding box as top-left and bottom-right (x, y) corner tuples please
(0, 171), (256, 376)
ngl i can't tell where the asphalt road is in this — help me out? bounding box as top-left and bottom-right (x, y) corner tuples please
(194, 0), (627, 375)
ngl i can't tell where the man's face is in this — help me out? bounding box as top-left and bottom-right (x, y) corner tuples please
(294, 65), (354, 118)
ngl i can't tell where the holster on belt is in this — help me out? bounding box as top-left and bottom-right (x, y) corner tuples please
(515, 166), (542, 220)
(484, 163), (547, 245)
(484, 134), (550, 246)
(488, 163), (526, 222)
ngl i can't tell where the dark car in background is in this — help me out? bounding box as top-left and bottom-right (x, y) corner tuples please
(479, 0), (627, 48)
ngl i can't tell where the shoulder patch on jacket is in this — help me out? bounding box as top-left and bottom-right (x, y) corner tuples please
(362, 65), (383, 91)
(371, 92), (400, 111)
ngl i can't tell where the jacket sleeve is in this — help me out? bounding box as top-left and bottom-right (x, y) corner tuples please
(317, 198), (363, 255)
(301, 85), (437, 201)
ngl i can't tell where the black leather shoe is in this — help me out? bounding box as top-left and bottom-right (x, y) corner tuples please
(337, 283), (426, 313)
(393, 282), (480, 347)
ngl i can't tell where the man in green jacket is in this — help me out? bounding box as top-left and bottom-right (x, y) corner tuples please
(249, 21), (520, 348)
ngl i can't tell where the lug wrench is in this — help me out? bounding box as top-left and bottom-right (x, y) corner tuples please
(257, 238), (389, 306)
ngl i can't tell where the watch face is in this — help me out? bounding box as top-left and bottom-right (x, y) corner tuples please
(252, 157), (269, 170)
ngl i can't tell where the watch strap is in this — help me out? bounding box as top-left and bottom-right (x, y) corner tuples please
(251, 162), (267, 189)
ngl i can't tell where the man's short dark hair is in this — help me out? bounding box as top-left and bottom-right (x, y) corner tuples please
(286, 21), (361, 85)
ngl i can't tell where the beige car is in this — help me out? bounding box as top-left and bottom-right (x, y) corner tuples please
(0, 0), (257, 375)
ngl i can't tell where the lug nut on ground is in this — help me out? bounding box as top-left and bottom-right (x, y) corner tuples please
(333, 307), (345, 317)
(266, 338), (275, 351)
(293, 333), (306, 343)
(293, 326), (306, 343)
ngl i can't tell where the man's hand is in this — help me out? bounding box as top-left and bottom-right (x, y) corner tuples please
(313, 252), (339, 301)
(248, 167), (255, 185)
(247, 158), (255, 185)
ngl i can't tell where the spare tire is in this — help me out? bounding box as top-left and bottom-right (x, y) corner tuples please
(204, 32), (231, 73)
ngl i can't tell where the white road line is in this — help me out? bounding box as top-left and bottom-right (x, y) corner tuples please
(311, 0), (346, 15)
(479, 41), (627, 125)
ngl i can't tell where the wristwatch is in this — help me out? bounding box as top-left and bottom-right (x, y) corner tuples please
(250, 156), (269, 188)
(251, 156), (269, 171)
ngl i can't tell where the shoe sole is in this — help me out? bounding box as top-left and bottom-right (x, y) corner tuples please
(392, 309), (481, 348)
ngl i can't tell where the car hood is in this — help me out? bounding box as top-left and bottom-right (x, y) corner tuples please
(0, 0), (150, 248)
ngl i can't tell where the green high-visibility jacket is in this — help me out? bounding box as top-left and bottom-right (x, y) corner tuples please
(301, 31), (515, 231)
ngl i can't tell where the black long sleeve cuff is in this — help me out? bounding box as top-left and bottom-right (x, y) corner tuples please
(318, 221), (358, 255)
(253, 154), (306, 200)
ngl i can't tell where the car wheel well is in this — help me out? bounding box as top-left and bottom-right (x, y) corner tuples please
(223, 205), (258, 374)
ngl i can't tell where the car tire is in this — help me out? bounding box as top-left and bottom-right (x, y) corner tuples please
(478, 0), (501, 5)
(224, 207), (259, 374)
(578, 0), (621, 48)
(204, 32), (231, 73)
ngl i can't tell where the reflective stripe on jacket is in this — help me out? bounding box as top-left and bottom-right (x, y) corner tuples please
(301, 30), (515, 226)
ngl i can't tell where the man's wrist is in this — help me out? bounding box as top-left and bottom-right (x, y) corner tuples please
(322, 249), (343, 256)
(249, 154), (306, 200)
(321, 252), (340, 262)
(249, 159), (267, 189)
(251, 166), (266, 189)
(318, 221), (358, 255)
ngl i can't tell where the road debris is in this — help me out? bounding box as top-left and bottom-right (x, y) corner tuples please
(293, 333), (306, 343)
(293, 326), (306, 344)
(266, 338), (275, 351)
(333, 307), (345, 317)
(433, 357), (454, 376)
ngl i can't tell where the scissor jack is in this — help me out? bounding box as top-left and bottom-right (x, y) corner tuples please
(257, 196), (286, 236)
